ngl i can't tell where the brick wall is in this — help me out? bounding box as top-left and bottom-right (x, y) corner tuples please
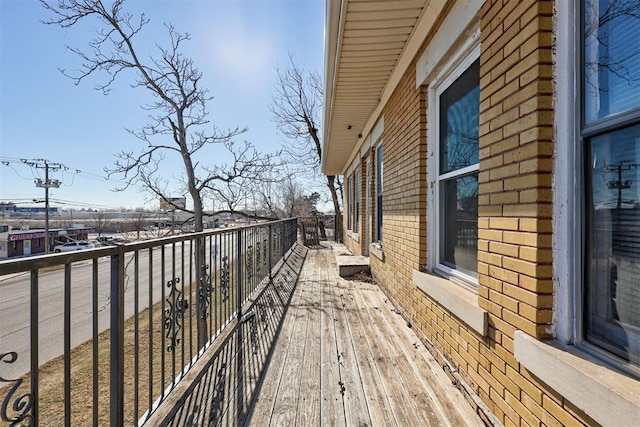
(370, 58), (427, 307)
(477, 0), (554, 340)
(366, 1), (599, 426)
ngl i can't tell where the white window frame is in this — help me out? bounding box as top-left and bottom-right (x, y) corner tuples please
(354, 168), (361, 233)
(426, 38), (480, 287)
(520, 4), (640, 412)
(547, 0), (640, 372)
(346, 175), (352, 231)
(375, 143), (383, 243)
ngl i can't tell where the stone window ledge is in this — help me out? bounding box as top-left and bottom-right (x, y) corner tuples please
(413, 270), (487, 336)
(514, 331), (640, 427)
(369, 243), (385, 261)
(346, 230), (360, 243)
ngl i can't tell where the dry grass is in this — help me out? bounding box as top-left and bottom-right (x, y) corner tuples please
(1, 282), (239, 426)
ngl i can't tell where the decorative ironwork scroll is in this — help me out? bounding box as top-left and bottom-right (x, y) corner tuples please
(262, 239), (267, 271)
(246, 245), (253, 280)
(219, 256), (230, 302)
(266, 294), (276, 314)
(164, 277), (188, 352)
(1, 352), (34, 426)
(210, 362), (227, 421)
(198, 264), (213, 320)
(255, 242), (261, 277)
(250, 316), (258, 354)
(259, 304), (268, 330)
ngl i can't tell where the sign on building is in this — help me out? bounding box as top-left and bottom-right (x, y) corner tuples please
(160, 197), (187, 211)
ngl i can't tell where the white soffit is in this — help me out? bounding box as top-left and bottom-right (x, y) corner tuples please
(322, 0), (447, 175)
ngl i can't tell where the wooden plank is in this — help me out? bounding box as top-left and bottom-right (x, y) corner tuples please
(243, 290), (276, 410)
(161, 244), (487, 427)
(328, 258), (372, 426)
(220, 326), (238, 427)
(243, 246), (306, 425)
(246, 259), (308, 424)
(269, 283), (310, 425)
(362, 288), (485, 427)
(357, 286), (443, 426)
(320, 251), (346, 427)
(344, 280), (421, 426)
(245, 281), (299, 424)
(295, 254), (322, 425)
(336, 277), (396, 426)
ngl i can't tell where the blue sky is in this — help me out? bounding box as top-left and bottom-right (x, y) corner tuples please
(0, 0), (324, 211)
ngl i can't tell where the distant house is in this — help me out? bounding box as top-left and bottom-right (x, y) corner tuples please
(322, 0), (640, 425)
(0, 227), (92, 258)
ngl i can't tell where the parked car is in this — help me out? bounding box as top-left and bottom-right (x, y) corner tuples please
(95, 236), (114, 245)
(110, 238), (131, 246)
(53, 241), (96, 253)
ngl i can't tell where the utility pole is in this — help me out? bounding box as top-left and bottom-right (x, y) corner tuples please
(23, 159), (65, 254)
(600, 160), (638, 209)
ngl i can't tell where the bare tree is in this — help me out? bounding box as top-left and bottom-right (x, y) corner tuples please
(270, 56), (343, 222)
(40, 0), (279, 232)
(39, 0), (285, 347)
(129, 211), (148, 240)
(92, 212), (112, 237)
(257, 178), (320, 219)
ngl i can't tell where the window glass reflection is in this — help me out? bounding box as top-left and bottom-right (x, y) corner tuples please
(442, 173), (478, 277)
(586, 124), (640, 364)
(440, 60), (480, 174)
(584, 0), (640, 124)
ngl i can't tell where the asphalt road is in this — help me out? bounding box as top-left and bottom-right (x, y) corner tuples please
(0, 242), (206, 380)
(0, 230), (258, 381)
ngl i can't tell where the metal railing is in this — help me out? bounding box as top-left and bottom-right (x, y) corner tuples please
(298, 214), (342, 245)
(0, 218), (298, 426)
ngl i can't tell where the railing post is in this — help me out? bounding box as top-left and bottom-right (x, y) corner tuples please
(235, 227), (244, 420)
(196, 236), (208, 349)
(110, 253), (125, 426)
(281, 222), (286, 260)
(236, 228), (243, 317)
(268, 223), (273, 283)
(30, 271), (39, 427)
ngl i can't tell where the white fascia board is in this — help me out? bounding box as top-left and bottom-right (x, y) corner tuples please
(416, 0), (483, 87)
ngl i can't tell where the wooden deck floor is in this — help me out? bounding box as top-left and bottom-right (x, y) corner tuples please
(155, 243), (485, 426)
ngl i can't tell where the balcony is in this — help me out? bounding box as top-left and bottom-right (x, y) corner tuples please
(1, 218), (483, 426)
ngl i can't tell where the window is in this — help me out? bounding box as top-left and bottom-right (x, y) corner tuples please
(375, 145), (384, 242)
(432, 56), (480, 282)
(582, 0), (640, 368)
(354, 169), (361, 233)
(346, 176), (352, 230)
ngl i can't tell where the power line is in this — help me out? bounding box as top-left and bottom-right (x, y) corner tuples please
(25, 159), (68, 253)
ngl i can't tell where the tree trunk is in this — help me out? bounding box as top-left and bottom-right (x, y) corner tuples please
(326, 175), (342, 242)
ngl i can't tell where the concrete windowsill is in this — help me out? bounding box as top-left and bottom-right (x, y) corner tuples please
(369, 243), (385, 261)
(514, 331), (640, 427)
(346, 230), (360, 243)
(412, 270), (487, 336)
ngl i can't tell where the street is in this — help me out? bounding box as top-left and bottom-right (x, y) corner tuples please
(0, 244), (193, 380)
(0, 230), (253, 380)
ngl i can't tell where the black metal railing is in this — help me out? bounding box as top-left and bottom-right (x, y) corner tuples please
(0, 218), (298, 426)
(298, 214), (341, 245)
